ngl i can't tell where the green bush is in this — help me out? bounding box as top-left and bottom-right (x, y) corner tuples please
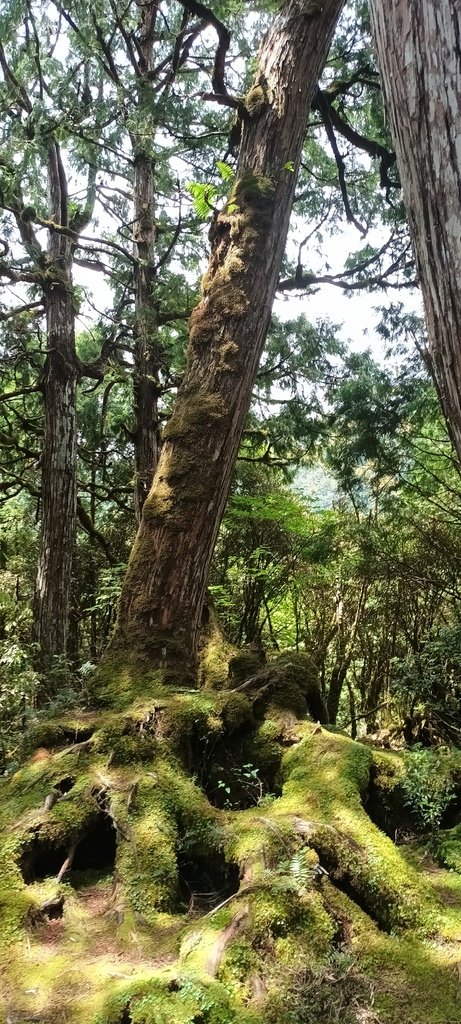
(402, 745), (457, 830)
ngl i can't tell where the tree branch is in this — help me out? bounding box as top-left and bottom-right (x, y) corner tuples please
(76, 499), (117, 564)
(313, 87), (398, 192)
(175, 0), (230, 94)
(314, 88), (367, 236)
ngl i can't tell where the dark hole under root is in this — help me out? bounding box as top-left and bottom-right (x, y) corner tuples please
(54, 776), (75, 794)
(202, 742), (282, 810)
(362, 765), (421, 843)
(19, 810), (117, 885)
(317, 852), (391, 933)
(177, 848), (240, 913)
(61, 727), (94, 744)
(28, 893), (65, 926)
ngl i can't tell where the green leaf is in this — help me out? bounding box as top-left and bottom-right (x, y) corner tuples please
(216, 160), (234, 182)
(187, 182), (218, 218)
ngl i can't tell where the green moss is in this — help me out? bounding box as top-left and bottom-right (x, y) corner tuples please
(217, 693), (254, 734)
(244, 85), (266, 117)
(217, 937), (259, 994)
(371, 749), (405, 792)
(97, 719), (158, 766)
(231, 172), (274, 209)
(20, 722), (68, 756)
(279, 728), (431, 931)
(163, 394), (225, 443)
(228, 650), (261, 684)
(0, 833), (31, 946)
(359, 932), (461, 1024)
(225, 809), (294, 871)
(158, 692), (222, 767)
(119, 793), (179, 921)
(89, 657), (174, 710)
(229, 652), (327, 724)
(217, 340), (239, 371)
(98, 975), (252, 1024)
(198, 609), (238, 691)
(250, 881), (334, 951)
(437, 822), (461, 872)
(3, 683), (461, 1024)
(188, 170), (275, 356)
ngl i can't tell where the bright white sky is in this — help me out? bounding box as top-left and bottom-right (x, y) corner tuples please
(73, 216), (423, 367)
(274, 222), (423, 364)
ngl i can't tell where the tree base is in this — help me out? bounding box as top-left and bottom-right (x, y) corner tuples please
(1, 663), (461, 1024)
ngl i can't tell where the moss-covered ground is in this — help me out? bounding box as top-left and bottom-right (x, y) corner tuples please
(1, 657), (461, 1024)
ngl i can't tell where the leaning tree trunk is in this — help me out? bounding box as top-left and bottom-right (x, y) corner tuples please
(369, 0), (461, 461)
(32, 143), (77, 674)
(106, 0), (344, 679)
(132, 0), (160, 523)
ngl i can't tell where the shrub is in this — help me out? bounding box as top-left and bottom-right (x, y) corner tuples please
(402, 745), (457, 830)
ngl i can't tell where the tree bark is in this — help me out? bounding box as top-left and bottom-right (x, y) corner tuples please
(32, 143), (78, 673)
(132, 0), (160, 523)
(369, 0), (461, 461)
(327, 582), (368, 724)
(107, 0), (344, 679)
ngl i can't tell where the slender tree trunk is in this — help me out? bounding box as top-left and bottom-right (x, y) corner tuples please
(33, 143), (77, 672)
(106, 0), (344, 679)
(132, 151), (159, 522)
(369, 0), (461, 460)
(132, 0), (160, 523)
(327, 583), (368, 723)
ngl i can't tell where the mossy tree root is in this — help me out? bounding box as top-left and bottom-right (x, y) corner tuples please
(1, 696), (461, 1024)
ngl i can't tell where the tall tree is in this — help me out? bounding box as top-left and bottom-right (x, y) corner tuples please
(0, 10), (99, 669)
(131, 0), (159, 522)
(107, 0), (345, 680)
(32, 141), (80, 669)
(369, 0), (461, 461)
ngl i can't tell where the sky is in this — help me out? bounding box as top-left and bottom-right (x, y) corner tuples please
(274, 222), (424, 365)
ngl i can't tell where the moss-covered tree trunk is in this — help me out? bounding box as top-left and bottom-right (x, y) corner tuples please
(369, 0), (461, 462)
(107, 0), (345, 679)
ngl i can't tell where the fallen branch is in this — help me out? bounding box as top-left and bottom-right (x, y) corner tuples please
(56, 842), (76, 882)
(55, 739), (94, 758)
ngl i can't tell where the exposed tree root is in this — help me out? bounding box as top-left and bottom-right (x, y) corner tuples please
(1, 679), (461, 1024)
(205, 904), (250, 977)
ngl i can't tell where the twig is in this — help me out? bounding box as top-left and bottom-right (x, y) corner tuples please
(342, 701), (390, 730)
(202, 886), (249, 919)
(55, 738), (94, 758)
(56, 842), (76, 882)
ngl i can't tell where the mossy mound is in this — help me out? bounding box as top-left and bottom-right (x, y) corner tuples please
(228, 651), (328, 724)
(1, 687), (461, 1024)
(228, 648), (264, 685)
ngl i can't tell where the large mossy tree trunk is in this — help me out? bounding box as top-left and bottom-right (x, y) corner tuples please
(369, 0), (461, 462)
(32, 143), (78, 673)
(106, 0), (345, 680)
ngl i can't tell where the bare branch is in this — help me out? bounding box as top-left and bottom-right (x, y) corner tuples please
(175, 0), (230, 94)
(315, 88), (367, 236)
